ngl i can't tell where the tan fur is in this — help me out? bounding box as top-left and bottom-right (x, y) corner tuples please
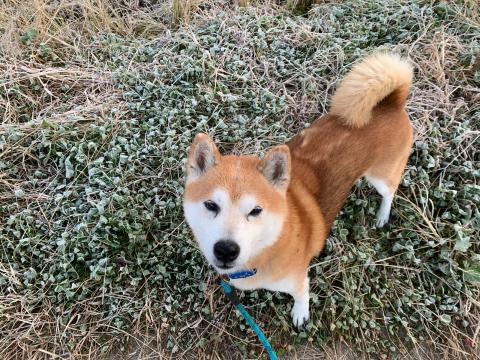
(183, 52), (414, 324)
(330, 53), (413, 128)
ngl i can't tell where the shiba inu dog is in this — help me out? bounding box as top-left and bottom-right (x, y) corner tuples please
(183, 53), (413, 327)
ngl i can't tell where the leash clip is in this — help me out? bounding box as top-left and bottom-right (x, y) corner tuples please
(219, 279), (240, 305)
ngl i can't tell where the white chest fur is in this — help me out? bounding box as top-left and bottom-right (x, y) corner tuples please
(230, 273), (298, 295)
(229, 272), (310, 328)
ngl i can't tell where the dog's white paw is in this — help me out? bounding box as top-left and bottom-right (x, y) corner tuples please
(375, 195), (393, 228)
(291, 302), (309, 328)
(375, 212), (389, 228)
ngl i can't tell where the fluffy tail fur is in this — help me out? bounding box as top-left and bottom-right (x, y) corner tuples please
(330, 53), (413, 128)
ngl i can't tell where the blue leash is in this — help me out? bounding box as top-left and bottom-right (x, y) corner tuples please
(219, 271), (278, 360)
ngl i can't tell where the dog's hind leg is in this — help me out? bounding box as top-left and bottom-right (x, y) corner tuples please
(365, 175), (395, 227)
(365, 144), (411, 227)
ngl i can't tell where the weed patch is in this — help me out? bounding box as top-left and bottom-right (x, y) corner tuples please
(0, 1), (479, 358)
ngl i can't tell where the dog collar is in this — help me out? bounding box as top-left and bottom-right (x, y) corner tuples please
(227, 269), (257, 280)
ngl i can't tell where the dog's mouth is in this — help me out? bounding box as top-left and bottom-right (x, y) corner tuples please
(216, 263), (234, 270)
(213, 261), (236, 272)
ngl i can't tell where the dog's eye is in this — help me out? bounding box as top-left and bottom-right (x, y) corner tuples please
(204, 200), (220, 214)
(248, 206), (263, 217)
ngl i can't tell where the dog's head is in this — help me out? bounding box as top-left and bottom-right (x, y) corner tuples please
(183, 133), (290, 274)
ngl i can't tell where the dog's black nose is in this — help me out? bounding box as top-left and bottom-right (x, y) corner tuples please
(214, 240), (240, 263)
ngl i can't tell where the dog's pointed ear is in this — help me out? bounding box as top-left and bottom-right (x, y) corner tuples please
(187, 133), (221, 181)
(258, 145), (291, 192)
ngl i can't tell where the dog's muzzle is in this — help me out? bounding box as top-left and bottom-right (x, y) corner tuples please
(213, 240), (240, 267)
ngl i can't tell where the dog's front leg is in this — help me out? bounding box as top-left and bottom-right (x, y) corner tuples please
(290, 274), (310, 328)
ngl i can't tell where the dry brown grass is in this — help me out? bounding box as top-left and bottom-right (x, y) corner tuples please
(172, 0), (196, 25)
(0, 0), (168, 60)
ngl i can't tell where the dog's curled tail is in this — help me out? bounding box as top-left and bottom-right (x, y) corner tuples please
(330, 53), (413, 128)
